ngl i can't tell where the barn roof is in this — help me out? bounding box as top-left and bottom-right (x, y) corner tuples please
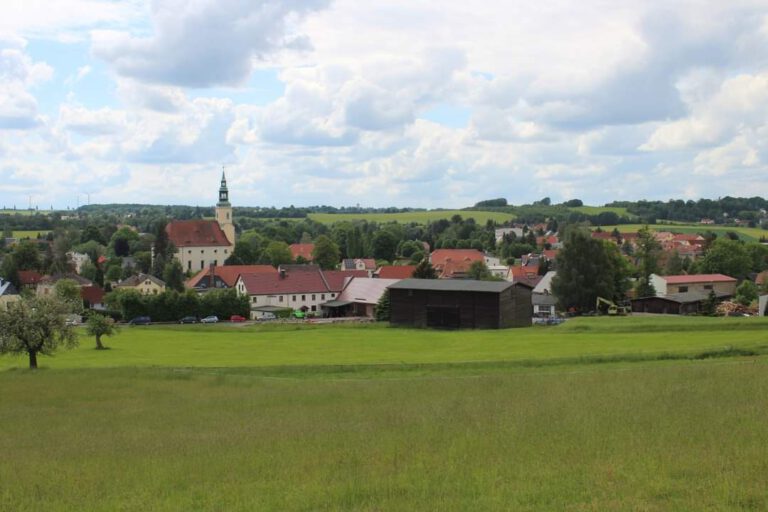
(388, 278), (532, 293)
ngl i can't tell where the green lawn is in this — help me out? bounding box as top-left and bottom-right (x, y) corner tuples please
(308, 210), (515, 225)
(593, 223), (767, 241)
(2, 316), (768, 372)
(2, 317), (768, 510)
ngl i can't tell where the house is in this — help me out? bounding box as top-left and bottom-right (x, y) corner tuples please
(341, 258), (377, 273)
(531, 271), (558, 319)
(289, 243), (315, 262)
(375, 265), (416, 279)
(649, 274), (737, 298)
(165, 172), (235, 272)
(755, 270), (768, 288)
(507, 265), (541, 287)
(37, 273), (93, 296)
(321, 278), (398, 318)
(236, 265), (343, 319)
(186, 264), (275, 290)
(388, 278), (533, 329)
(80, 285), (106, 310)
(114, 274), (166, 295)
(495, 227), (524, 243)
(430, 249), (485, 279)
(18, 270), (43, 290)
(322, 269), (369, 293)
(66, 251), (90, 273)
(0, 278), (20, 310)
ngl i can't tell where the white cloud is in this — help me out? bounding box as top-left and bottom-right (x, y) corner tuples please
(92, 0), (329, 87)
(0, 41), (53, 129)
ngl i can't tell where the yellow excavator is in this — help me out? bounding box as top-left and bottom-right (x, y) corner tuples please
(596, 296), (630, 316)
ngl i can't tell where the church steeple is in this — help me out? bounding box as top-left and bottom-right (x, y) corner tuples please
(218, 169), (230, 206)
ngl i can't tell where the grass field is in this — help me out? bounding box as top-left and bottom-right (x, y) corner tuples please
(308, 210), (515, 225)
(570, 205), (631, 216)
(2, 317), (768, 510)
(0, 209), (53, 216)
(10, 230), (51, 239)
(594, 223), (767, 241)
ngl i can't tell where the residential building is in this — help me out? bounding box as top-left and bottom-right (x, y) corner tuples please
(0, 278), (20, 311)
(17, 270), (43, 290)
(166, 172), (235, 272)
(532, 271), (558, 319)
(321, 278), (398, 318)
(80, 285), (106, 310)
(186, 264), (275, 290)
(114, 273), (167, 295)
(374, 265), (416, 279)
(341, 258), (376, 273)
(430, 249), (485, 279)
(67, 252), (90, 273)
(235, 265), (348, 319)
(495, 227), (524, 243)
(388, 279), (533, 329)
(649, 274), (737, 298)
(289, 243), (315, 262)
(37, 273), (93, 296)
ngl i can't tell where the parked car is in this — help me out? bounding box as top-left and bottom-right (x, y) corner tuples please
(229, 315), (246, 322)
(200, 315), (219, 324)
(258, 312), (277, 321)
(179, 316), (197, 324)
(128, 316), (151, 326)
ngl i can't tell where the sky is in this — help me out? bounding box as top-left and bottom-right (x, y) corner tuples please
(1, 0), (768, 210)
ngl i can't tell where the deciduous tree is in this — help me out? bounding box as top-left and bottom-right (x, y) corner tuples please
(85, 313), (119, 350)
(312, 235), (340, 270)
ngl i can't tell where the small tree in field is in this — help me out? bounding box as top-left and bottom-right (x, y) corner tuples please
(86, 313), (119, 350)
(0, 295), (78, 369)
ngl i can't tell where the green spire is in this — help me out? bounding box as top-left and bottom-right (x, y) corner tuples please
(217, 168), (230, 206)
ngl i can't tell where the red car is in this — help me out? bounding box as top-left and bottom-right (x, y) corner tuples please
(229, 315), (246, 322)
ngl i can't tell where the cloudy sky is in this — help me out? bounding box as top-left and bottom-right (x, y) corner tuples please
(1, 0), (767, 209)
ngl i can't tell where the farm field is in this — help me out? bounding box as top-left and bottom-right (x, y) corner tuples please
(308, 210), (515, 225)
(0, 209), (53, 216)
(594, 223), (767, 241)
(2, 317), (768, 511)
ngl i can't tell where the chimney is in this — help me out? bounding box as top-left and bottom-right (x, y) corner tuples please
(279, 268), (286, 279)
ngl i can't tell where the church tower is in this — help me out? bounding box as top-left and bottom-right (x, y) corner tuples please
(215, 170), (235, 244)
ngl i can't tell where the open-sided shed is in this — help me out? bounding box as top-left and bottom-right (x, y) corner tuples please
(388, 279), (532, 329)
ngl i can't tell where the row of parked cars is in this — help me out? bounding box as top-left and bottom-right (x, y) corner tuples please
(128, 315), (247, 325)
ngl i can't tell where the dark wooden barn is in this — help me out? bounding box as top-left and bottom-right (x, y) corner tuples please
(630, 291), (730, 315)
(388, 279), (532, 329)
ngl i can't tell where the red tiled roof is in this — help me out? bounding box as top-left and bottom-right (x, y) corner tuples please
(672, 234), (704, 242)
(430, 249), (484, 266)
(543, 249), (559, 261)
(509, 266), (539, 279)
(240, 270), (329, 295)
(323, 270), (368, 292)
(80, 285), (105, 304)
(166, 220), (231, 248)
(377, 265), (416, 279)
(18, 270), (43, 286)
(289, 244), (315, 261)
(187, 265), (275, 288)
(663, 274), (736, 284)
(591, 232), (614, 240)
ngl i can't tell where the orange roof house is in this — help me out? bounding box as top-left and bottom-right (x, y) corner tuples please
(290, 243), (315, 262)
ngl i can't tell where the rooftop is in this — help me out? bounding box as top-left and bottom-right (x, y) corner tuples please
(388, 278), (531, 293)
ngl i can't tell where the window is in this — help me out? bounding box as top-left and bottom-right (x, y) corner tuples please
(279, 296), (284, 302)
(252, 297), (257, 303)
(311, 305), (316, 312)
(188, 250), (192, 254)
(312, 294), (316, 301)
(214, 249), (217, 254)
(292, 295), (296, 302)
(188, 261), (191, 271)
(321, 294), (325, 300)
(302, 295), (306, 301)
(678, 286), (688, 293)
(200, 261), (204, 270)
(703, 285), (713, 290)
(224, 249), (228, 254)
(201, 250), (204, 254)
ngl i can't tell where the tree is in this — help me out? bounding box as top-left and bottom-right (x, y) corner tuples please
(412, 258), (437, 279)
(85, 313), (119, 350)
(734, 280), (759, 306)
(698, 239), (751, 279)
(54, 278), (83, 311)
(163, 260), (185, 292)
(467, 261), (492, 280)
(226, 241), (258, 265)
(372, 231), (398, 262)
(635, 226), (661, 298)
(10, 240), (41, 270)
(665, 250), (684, 275)
(263, 241), (293, 267)
(0, 295), (78, 369)
(312, 235), (340, 270)
(374, 290), (391, 321)
(552, 227), (631, 312)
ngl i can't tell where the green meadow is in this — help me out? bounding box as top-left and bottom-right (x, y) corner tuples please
(10, 230), (51, 239)
(308, 210), (515, 225)
(596, 223), (767, 241)
(570, 205), (631, 217)
(2, 317), (768, 511)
